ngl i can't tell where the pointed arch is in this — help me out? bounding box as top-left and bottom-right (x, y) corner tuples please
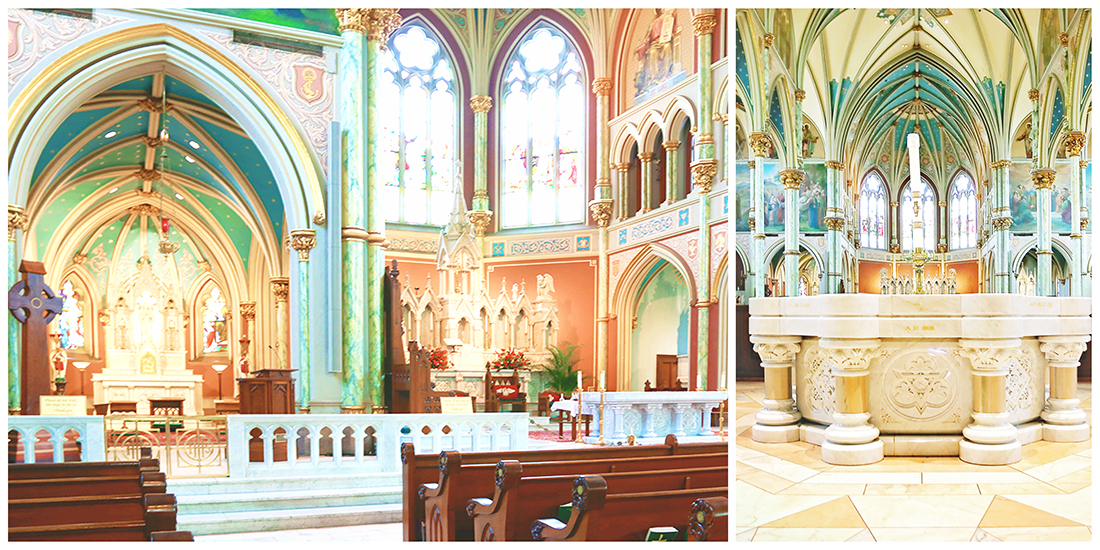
(859, 168), (889, 250)
(947, 168), (978, 249)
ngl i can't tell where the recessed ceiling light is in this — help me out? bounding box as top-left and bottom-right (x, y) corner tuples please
(188, 140), (201, 149)
(109, 187), (119, 194)
(104, 131), (117, 138)
(175, 193), (184, 200)
(185, 155), (196, 163)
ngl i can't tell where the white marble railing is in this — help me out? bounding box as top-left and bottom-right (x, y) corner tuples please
(579, 391), (727, 444)
(7, 416), (106, 463)
(226, 413), (529, 478)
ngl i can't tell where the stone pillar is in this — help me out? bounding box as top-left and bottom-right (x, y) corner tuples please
(336, 8), (368, 412)
(590, 77), (613, 388)
(823, 160), (844, 294)
(937, 200), (948, 253)
(692, 12), (717, 162)
(1064, 132), (1085, 296)
(271, 277), (291, 371)
(779, 169), (804, 295)
(991, 160), (1013, 293)
(749, 335), (801, 443)
(1031, 168), (1055, 296)
(238, 302), (256, 387)
(468, 95), (494, 248)
(820, 339), (885, 465)
(290, 230), (317, 412)
(957, 339), (1022, 465)
(663, 141), (680, 205)
(1038, 336), (1090, 441)
(8, 205), (27, 414)
(749, 134), (770, 298)
(638, 152), (654, 214)
(615, 163), (630, 220)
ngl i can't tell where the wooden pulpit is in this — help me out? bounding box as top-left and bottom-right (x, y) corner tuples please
(237, 369), (296, 414)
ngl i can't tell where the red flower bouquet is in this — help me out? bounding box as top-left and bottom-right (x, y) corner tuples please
(427, 347), (452, 370)
(490, 348), (530, 371)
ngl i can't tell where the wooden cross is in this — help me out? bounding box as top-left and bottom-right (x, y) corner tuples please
(8, 261), (63, 415)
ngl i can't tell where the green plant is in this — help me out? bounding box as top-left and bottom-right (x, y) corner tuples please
(538, 342), (584, 395)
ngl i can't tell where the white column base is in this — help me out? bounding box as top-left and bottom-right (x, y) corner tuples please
(1042, 423), (1091, 442)
(959, 439), (1021, 465)
(1041, 398), (1087, 425)
(755, 405), (802, 426)
(821, 439), (883, 465)
(752, 423), (800, 443)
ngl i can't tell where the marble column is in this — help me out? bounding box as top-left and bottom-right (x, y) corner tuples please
(957, 339), (1022, 465)
(1039, 336), (1090, 441)
(638, 152), (655, 214)
(749, 335), (801, 443)
(1080, 159), (1089, 294)
(1031, 168), (1055, 296)
(336, 8), (368, 412)
(991, 160), (1013, 293)
(271, 277), (291, 371)
(615, 163), (631, 220)
(663, 141), (680, 205)
(591, 76), (614, 391)
(290, 230), (317, 413)
(823, 160), (844, 294)
(749, 134), (770, 298)
(937, 200), (948, 253)
(366, 10), (401, 410)
(692, 12), (716, 162)
(779, 169), (804, 295)
(468, 95), (494, 249)
(820, 339), (885, 465)
(8, 205), (27, 414)
(1064, 132), (1085, 296)
(238, 301), (256, 387)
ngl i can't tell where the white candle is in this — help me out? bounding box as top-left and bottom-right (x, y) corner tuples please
(577, 370), (583, 392)
(599, 371), (605, 391)
(697, 373), (703, 390)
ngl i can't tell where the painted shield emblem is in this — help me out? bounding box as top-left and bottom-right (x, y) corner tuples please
(687, 238), (698, 260)
(9, 19), (22, 59)
(294, 64), (324, 105)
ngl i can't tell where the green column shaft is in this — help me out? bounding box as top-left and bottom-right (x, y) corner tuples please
(665, 144), (678, 204)
(1037, 181), (1052, 296)
(995, 163), (1012, 293)
(299, 261), (311, 408)
(473, 109), (489, 209)
(640, 156), (653, 212)
(784, 181), (800, 295)
(825, 164), (841, 294)
(340, 28), (366, 409)
(8, 239), (20, 412)
(697, 191), (711, 389)
(365, 37), (384, 408)
(1070, 154), (1082, 296)
(696, 34), (714, 161)
(595, 88), (610, 200)
(752, 158), (765, 298)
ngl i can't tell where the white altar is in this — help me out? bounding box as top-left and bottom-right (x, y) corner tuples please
(91, 255), (203, 415)
(579, 391), (728, 445)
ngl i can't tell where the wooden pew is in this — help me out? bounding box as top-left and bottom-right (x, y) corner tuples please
(423, 451), (728, 541)
(467, 460), (728, 541)
(687, 496), (728, 542)
(400, 434), (727, 541)
(9, 470), (167, 498)
(532, 475), (728, 541)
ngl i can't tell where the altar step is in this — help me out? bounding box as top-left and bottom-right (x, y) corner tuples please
(169, 473), (402, 535)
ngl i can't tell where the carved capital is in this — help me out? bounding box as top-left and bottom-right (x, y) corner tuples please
(638, 152), (654, 162)
(239, 301), (257, 321)
(889, 243), (901, 253)
(746, 160), (755, 169)
(1062, 131), (1086, 158)
(1081, 160), (1089, 170)
(819, 339), (886, 372)
(936, 242), (948, 253)
(365, 9), (401, 42)
(1030, 168), (1056, 190)
(794, 89), (806, 101)
(8, 205), (27, 241)
(289, 229), (317, 261)
(134, 169), (161, 182)
(692, 13), (717, 36)
(1039, 336), (1089, 365)
(662, 140), (681, 151)
(763, 33), (774, 48)
(591, 78), (612, 96)
(469, 95), (493, 113)
(824, 160), (844, 170)
(750, 335), (801, 364)
(270, 277), (290, 303)
(336, 8), (365, 33)
(1028, 88), (1039, 101)
(955, 339), (1022, 372)
(778, 168), (804, 190)
(748, 133), (771, 158)
(588, 199), (613, 228)
(1058, 32), (1069, 47)
(690, 159), (719, 193)
(824, 217), (845, 231)
(991, 159), (1011, 170)
(747, 217), (756, 231)
(992, 216), (1013, 231)
(466, 210), (493, 237)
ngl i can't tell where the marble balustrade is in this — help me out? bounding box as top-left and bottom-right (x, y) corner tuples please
(578, 391), (727, 445)
(8, 415), (107, 463)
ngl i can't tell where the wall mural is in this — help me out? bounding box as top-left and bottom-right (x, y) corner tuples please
(627, 8), (689, 107)
(1009, 161), (1074, 233)
(760, 160), (784, 232)
(734, 161), (751, 232)
(800, 162), (827, 232)
(193, 9), (339, 35)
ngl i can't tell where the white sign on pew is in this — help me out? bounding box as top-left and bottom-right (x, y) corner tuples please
(40, 396), (88, 416)
(439, 396), (473, 414)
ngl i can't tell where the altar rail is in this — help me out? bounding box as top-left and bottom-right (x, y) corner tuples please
(8, 416), (106, 464)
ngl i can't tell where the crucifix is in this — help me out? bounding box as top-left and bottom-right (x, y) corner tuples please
(8, 261), (64, 415)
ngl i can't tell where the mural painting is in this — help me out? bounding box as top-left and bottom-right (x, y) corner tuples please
(760, 160), (785, 232)
(1009, 161), (1075, 233)
(800, 162), (827, 232)
(735, 161), (751, 232)
(630, 9), (687, 105)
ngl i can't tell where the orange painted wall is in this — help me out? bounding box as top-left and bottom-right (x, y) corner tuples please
(858, 260), (980, 294)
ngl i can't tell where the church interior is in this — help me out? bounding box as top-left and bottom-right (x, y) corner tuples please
(6, 8), (730, 542)
(734, 9), (1093, 542)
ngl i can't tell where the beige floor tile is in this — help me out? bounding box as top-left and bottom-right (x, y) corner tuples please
(867, 527), (978, 541)
(1045, 466), (1091, 493)
(1001, 488), (1092, 526)
(738, 453), (821, 483)
(778, 483), (866, 495)
(751, 527), (865, 542)
(979, 495), (1084, 528)
(735, 528), (756, 541)
(762, 496), (866, 528)
(863, 483), (979, 495)
(1076, 448), (1091, 458)
(982, 526), (1093, 542)
(804, 471), (921, 485)
(850, 495), (994, 528)
(735, 444), (769, 463)
(923, 471), (1041, 485)
(977, 483), (1070, 495)
(845, 528), (875, 541)
(1019, 453), (1092, 483)
(738, 462), (797, 494)
(736, 480), (838, 529)
(971, 528), (1001, 541)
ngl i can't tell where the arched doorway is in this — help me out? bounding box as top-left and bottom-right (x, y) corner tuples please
(630, 260), (691, 391)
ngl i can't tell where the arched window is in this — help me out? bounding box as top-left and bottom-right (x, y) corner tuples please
(949, 171), (977, 249)
(201, 285), (228, 354)
(58, 280), (85, 349)
(900, 178), (936, 252)
(500, 24), (586, 228)
(379, 22), (457, 226)
(859, 172), (887, 249)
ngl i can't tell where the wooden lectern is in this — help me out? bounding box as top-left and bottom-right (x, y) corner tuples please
(238, 369), (296, 414)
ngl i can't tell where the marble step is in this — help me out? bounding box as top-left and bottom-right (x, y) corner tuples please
(177, 503), (403, 535)
(168, 472), (402, 496)
(176, 485), (402, 514)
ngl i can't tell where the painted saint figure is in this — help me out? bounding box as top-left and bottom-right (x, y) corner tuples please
(203, 286), (229, 353)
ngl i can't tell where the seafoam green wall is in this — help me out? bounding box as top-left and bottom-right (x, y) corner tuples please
(630, 261), (690, 391)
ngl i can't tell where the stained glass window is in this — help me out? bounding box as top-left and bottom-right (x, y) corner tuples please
(501, 24), (585, 228)
(58, 280), (85, 349)
(900, 178), (937, 252)
(202, 286), (228, 353)
(950, 172), (977, 249)
(380, 23), (457, 226)
(859, 172), (887, 249)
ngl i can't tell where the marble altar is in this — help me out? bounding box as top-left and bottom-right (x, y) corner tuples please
(748, 294), (1091, 466)
(579, 391), (727, 445)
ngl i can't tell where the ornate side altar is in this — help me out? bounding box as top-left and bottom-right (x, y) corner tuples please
(748, 294), (1091, 466)
(92, 255), (203, 414)
(579, 391), (728, 445)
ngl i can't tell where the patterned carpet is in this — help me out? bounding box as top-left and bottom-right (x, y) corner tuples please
(736, 381), (1092, 542)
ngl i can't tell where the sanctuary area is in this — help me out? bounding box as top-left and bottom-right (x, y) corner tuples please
(6, 7), (729, 542)
(734, 8), (1092, 542)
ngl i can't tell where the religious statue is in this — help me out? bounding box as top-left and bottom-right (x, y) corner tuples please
(115, 296), (130, 349)
(164, 298), (180, 351)
(947, 269), (957, 294)
(536, 274), (556, 300)
(879, 269), (889, 295)
(50, 335), (68, 381)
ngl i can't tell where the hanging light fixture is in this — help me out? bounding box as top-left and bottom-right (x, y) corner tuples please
(155, 91), (180, 258)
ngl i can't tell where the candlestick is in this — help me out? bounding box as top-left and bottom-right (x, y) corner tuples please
(577, 370), (583, 396)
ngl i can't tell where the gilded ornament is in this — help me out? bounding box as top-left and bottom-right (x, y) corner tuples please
(469, 95), (493, 113)
(824, 160), (844, 170)
(1081, 160), (1089, 169)
(747, 217), (756, 231)
(794, 89), (806, 101)
(692, 13), (717, 36)
(239, 301), (257, 321)
(591, 78), (612, 96)
(466, 210), (493, 237)
(72, 253), (87, 265)
(1081, 218), (1089, 231)
(936, 243), (948, 253)
(313, 210), (326, 226)
(778, 168), (804, 190)
(141, 135), (165, 148)
(1030, 168), (1056, 190)
(270, 277), (290, 303)
(691, 159), (719, 193)
(696, 133), (715, 146)
(662, 140), (680, 152)
(134, 169), (161, 182)
(890, 243), (901, 253)
(364, 9), (401, 43)
(137, 98), (166, 113)
(1058, 32), (1069, 47)
(748, 133), (771, 157)
(336, 8), (366, 34)
(992, 217), (1013, 231)
(823, 217), (844, 231)
(763, 33), (774, 48)
(1062, 131), (1086, 158)
(8, 205), (27, 241)
(991, 159), (1011, 170)
(290, 229), (317, 261)
(938, 200), (947, 208)
(135, 190), (156, 199)
(746, 160), (755, 169)
(588, 200), (613, 228)
(129, 204), (159, 217)
(198, 260), (212, 272)
(1028, 88), (1039, 101)
(98, 311), (110, 326)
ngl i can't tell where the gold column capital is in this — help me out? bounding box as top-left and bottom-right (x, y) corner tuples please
(289, 229), (317, 261)
(691, 158), (719, 194)
(335, 8), (366, 34)
(824, 160), (844, 170)
(365, 9), (402, 42)
(466, 210), (493, 237)
(992, 217), (1013, 231)
(763, 33), (774, 48)
(748, 133), (771, 158)
(8, 205), (27, 241)
(824, 217), (845, 231)
(692, 13), (717, 36)
(592, 78), (613, 96)
(469, 95), (493, 113)
(778, 168), (804, 190)
(794, 89), (806, 101)
(638, 152), (655, 162)
(1028, 88), (1040, 101)
(588, 199), (613, 228)
(1062, 131), (1086, 158)
(1081, 160), (1089, 170)
(239, 301), (257, 321)
(270, 277), (290, 303)
(662, 140), (681, 151)
(991, 159), (1011, 170)
(1058, 32), (1070, 47)
(1030, 168), (1056, 190)
(746, 160), (756, 169)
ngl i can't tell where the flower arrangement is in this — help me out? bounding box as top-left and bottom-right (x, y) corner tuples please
(490, 348), (531, 371)
(427, 347), (452, 370)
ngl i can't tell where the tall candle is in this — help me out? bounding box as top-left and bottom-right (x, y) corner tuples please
(577, 370), (583, 393)
(697, 372), (703, 390)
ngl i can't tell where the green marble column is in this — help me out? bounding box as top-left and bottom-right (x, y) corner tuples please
(639, 152), (654, 213)
(1033, 168), (1055, 296)
(824, 161), (844, 293)
(663, 140), (680, 205)
(690, 11), (717, 390)
(590, 78), (613, 384)
(290, 230), (316, 412)
(780, 169), (803, 295)
(749, 136), (769, 299)
(1065, 132), (1085, 296)
(336, 10), (367, 411)
(8, 205), (27, 413)
(992, 160), (1013, 293)
(468, 96), (493, 242)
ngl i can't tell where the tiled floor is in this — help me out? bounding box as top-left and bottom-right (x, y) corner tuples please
(736, 381), (1092, 542)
